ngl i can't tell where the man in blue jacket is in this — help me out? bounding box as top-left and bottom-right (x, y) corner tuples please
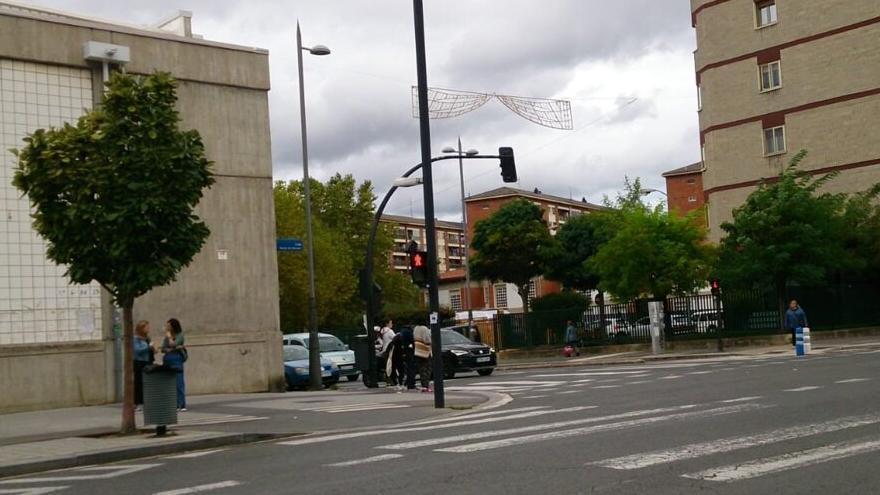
(785, 300), (809, 346)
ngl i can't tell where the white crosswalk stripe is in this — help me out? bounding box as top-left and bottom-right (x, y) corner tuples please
(683, 437), (880, 482)
(176, 414), (266, 426)
(592, 413), (880, 470)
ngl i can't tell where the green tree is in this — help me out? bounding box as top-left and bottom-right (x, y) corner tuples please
(12, 72), (213, 434)
(542, 213), (609, 292)
(469, 199), (553, 314)
(716, 151), (854, 303)
(840, 184), (880, 284)
(589, 178), (714, 301)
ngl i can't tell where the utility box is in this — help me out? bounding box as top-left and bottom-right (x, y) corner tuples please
(648, 301), (665, 355)
(352, 334), (377, 388)
(143, 365), (178, 429)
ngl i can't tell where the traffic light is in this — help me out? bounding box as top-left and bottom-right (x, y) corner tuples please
(410, 250), (428, 287)
(710, 279), (721, 297)
(499, 147), (517, 183)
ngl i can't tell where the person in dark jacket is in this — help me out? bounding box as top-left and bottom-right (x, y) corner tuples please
(133, 320), (156, 410)
(161, 318), (187, 411)
(785, 300), (809, 346)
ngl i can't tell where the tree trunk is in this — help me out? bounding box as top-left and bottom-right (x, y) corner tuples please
(121, 303), (136, 434)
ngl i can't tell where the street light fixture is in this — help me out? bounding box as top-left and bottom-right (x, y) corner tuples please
(393, 176), (423, 188)
(296, 21), (330, 390)
(443, 138), (478, 331)
(640, 188), (668, 197)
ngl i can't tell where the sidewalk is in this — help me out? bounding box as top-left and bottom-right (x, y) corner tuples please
(496, 334), (880, 370)
(0, 386), (495, 479)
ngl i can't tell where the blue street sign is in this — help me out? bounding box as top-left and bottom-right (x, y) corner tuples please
(277, 238), (304, 251)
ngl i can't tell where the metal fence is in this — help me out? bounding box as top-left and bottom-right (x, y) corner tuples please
(491, 284), (880, 350)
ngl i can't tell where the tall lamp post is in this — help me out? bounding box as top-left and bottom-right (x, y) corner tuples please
(296, 22), (330, 390)
(442, 140), (479, 330)
(639, 188), (668, 197)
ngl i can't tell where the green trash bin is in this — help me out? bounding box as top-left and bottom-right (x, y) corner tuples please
(143, 365), (178, 434)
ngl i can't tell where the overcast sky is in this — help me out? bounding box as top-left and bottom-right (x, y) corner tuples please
(34, 0), (700, 220)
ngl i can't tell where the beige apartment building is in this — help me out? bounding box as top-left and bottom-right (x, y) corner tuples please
(0, 3), (282, 412)
(692, 0), (880, 240)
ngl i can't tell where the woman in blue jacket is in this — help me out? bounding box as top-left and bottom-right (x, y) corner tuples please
(161, 318), (187, 411)
(133, 320), (156, 410)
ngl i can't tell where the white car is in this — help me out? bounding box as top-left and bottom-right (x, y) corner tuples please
(282, 332), (360, 382)
(691, 311), (722, 333)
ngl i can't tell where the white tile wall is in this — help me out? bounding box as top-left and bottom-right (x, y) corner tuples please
(0, 58), (101, 345)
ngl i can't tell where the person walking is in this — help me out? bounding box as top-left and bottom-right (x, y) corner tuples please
(785, 300), (809, 346)
(161, 318), (188, 411)
(565, 320), (580, 357)
(413, 324), (432, 392)
(375, 320), (395, 384)
(133, 320), (156, 411)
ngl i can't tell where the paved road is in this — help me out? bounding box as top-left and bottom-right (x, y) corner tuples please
(3, 346), (880, 494)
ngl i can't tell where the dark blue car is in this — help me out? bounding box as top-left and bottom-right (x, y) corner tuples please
(283, 346), (340, 390)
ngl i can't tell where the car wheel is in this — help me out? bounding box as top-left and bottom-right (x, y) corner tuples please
(444, 368), (456, 379)
(477, 369), (494, 376)
(347, 374), (359, 382)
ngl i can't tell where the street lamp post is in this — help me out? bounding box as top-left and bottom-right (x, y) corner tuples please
(296, 22), (330, 390)
(442, 140), (479, 330)
(639, 188), (668, 197)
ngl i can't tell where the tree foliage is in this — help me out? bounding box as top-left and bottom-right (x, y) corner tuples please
(589, 177), (714, 301)
(274, 174), (419, 332)
(469, 199), (553, 313)
(542, 212), (609, 291)
(12, 71), (213, 433)
(716, 151), (858, 294)
(530, 291), (588, 313)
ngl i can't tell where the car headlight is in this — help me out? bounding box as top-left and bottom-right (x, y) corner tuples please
(490, 347), (496, 353)
(451, 349), (468, 356)
(293, 367), (307, 375)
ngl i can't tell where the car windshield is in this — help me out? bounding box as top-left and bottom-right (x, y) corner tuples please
(302, 335), (347, 352)
(283, 346), (308, 361)
(441, 330), (473, 345)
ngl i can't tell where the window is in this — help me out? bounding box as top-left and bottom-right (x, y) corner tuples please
(756, 0), (777, 28)
(688, 195), (698, 203)
(393, 227), (406, 239)
(448, 258), (463, 269)
(764, 126), (786, 155)
(697, 85), (702, 111)
(449, 290), (462, 311)
(528, 280), (537, 300)
(494, 284), (508, 309)
(759, 61), (782, 92)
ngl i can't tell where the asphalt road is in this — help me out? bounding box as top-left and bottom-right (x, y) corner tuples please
(3, 346), (880, 495)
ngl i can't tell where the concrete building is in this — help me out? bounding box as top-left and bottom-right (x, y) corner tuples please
(662, 162), (705, 217)
(0, 3), (282, 412)
(692, 0), (880, 240)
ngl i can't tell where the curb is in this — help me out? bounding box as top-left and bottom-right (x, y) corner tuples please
(496, 352), (747, 371)
(0, 431), (294, 479)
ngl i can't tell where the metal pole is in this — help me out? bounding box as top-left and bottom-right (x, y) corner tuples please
(412, 0), (443, 408)
(715, 293), (724, 352)
(457, 137), (474, 329)
(296, 22), (322, 390)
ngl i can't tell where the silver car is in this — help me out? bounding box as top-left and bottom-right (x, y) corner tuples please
(282, 332), (360, 381)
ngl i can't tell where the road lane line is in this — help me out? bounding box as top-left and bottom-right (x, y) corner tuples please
(659, 375), (683, 380)
(1, 464), (161, 483)
(166, 448), (229, 459)
(435, 404), (766, 454)
(377, 404), (705, 451)
(0, 488), (68, 494)
(687, 371), (714, 375)
(325, 454), (403, 467)
(627, 380), (652, 385)
(593, 413), (880, 470)
(323, 404), (410, 413)
(835, 378), (870, 384)
(557, 390), (579, 395)
(784, 386), (823, 392)
(152, 481), (241, 495)
(406, 407), (547, 425)
(278, 406), (595, 446)
(683, 438), (880, 482)
(520, 395), (549, 399)
(531, 372), (646, 377)
(718, 396), (763, 403)
(593, 385), (621, 389)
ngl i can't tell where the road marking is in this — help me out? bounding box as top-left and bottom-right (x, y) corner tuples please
(321, 404), (410, 414)
(659, 375), (683, 380)
(166, 448), (229, 459)
(0, 488), (68, 495)
(556, 390), (579, 395)
(593, 385), (621, 389)
(531, 372), (646, 378)
(573, 379), (595, 384)
(153, 481), (241, 495)
(520, 395), (548, 399)
(435, 404), (765, 454)
(325, 454), (403, 467)
(627, 380), (652, 385)
(407, 407), (547, 426)
(377, 404), (704, 451)
(278, 406), (595, 446)
(687, 371), (714, 375)
(683, 437), (880, 482)
(177, 415), (265, 426)
(784, 386), (823, 392)
(592, 413), (880, 470)
(1, 464), (161, 483)
(835, 378), (870, 384)
(718, 396), (763, 403)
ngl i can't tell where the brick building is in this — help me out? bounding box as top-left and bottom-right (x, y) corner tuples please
(692, 0), (880, 240)
(662, 162), (705, 217)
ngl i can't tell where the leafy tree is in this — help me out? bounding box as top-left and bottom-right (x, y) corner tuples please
(589, 178), (714, 301)
(716, 151), (854, 304)
(12, 72), (213, 434)
(530, 291), (588, 312)
(469, 199), (553, 314)
(839, 184), (880, 284)
(542, 213), (609, 291)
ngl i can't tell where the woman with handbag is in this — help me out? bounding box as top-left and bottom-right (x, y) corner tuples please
(161, 318), (187, 411)
(412, 325), (432, 392)
(133, 320), (156, 411)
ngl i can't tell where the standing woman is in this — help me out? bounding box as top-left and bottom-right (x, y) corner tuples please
(162, 318), (187, 411)
(133, 320), (156, 410)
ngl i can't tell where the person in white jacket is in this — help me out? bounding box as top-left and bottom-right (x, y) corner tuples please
(413, 325), (432, 391)
(375, 320), (395, 357)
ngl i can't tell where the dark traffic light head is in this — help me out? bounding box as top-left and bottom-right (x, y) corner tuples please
(410, 250), (428, 287)
(499, 147), (517, 183)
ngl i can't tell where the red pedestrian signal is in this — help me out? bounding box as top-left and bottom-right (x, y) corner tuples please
(410, 250), (429, 287)
(413, 253), (423, 267)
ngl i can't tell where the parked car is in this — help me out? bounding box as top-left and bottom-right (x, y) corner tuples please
(440, 329), (496, 379)
(692, 310), (723, 332)
(282, 332), (359, 381)
(282, 346), (340, 390)
(604, 317), (632, 335)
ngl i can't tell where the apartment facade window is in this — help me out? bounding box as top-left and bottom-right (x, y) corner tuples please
(756, 0), (777, 28)
(528, 280), (537, 300)
(494, 284), (508, 309)
(687, 178), (696, 185)
(449, 289), (462, 311)
(688, 195), (698, 203)
(759, 61), (782, 92)
(764, 125), (786, 155)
